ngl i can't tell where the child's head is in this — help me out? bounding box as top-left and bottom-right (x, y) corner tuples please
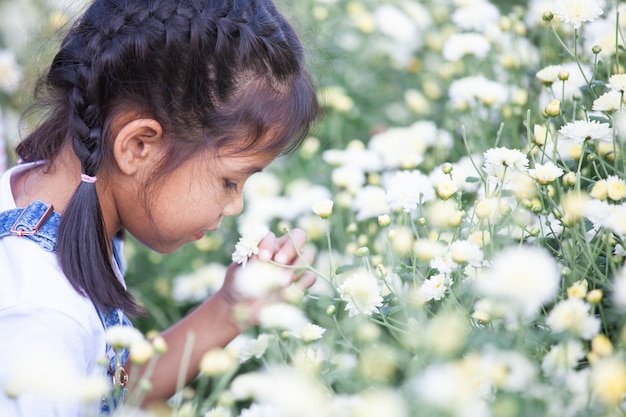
(17, 0), (319, 314)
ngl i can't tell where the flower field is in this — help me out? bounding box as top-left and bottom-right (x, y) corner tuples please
(3, 0), (626, 416)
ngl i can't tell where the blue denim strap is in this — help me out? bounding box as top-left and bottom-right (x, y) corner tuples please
(0, 200), (132, 415)
(0, 200), (60, 251)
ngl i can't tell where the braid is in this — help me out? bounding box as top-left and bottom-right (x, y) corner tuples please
(16, 0), (319, 316)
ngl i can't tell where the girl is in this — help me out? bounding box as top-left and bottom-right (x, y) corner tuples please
(0, 0), (319, 415)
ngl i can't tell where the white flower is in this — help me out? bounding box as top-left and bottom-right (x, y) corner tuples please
(558, 119), (613, 143)
(352, 185), (389, 220)
(416, 273), (451, 304)
(592, 90), (622, 112)
(199, 348), (238, 376)
(479, 346), (537, 392)
(258, 303), (309, 332)
(442, 32), (491, 61)
(590, 356), (626, 406)
(243, 171), (282, 198)
(205, 406), (233, 417)
(231, 333), (271, 363)
(448, 75), (509, 109)
(171, 263), (227, 303)
(338, 270), (384, 317)
(311, 198), (334, 219)
(607, 73), (626, 92)
(105, 325), (145, 349)
(528, 161), (564, 184)
(331, 165), (366, 194)
(384, 170), (435, 212)
(295, 323), (326, 342)
(541, 339), (586, 377)
(547, 298), (601, 339)
(0, 49), (22, 94)
(474, 246), (560, 321)
(483, 147), (529, 179)
(552, 0), (603, 29)
(232, 226), (269, 267)
(536, 65), (562, 85)
(449, 240), (484, 266)
(611, 266), (626, 310)
(234, 260), (291, 298)
(451, 0), (500, 32)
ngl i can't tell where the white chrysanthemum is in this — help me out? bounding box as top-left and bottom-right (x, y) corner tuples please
(284, 181), (334, 218)
(232, 333), (271, 363)
(528, 161), (564, 184)
(552, 0), (603, 29)
(311, 198), (334, 219)
(331, 166), (366, 194)
(474, 246), (560, 321)
(232, 226), (269, 267)
(606, 175), (626, 201)
(352, 185), (389, 221)
(199, 348), (238, 376)
(541, 339), (586, 377)
(479, 345), (537, 392)
(234, 260), (291, 298)
(607, 73), (626, 92)
(0, 49), (22, 94)
(258, 303), (309, 332)
(430, 253), (456, 275)
(611, 267), (626, 310)
(592, 90), (622, 112)
(384, 170), (435, 212)
(295, 323), (326, 342)
(105, 325), (145, 349)
(483, 147), (529, 180)
(425, 199), (464, 229)
(547, 298), (601, 339)
(229, 372), (267, 400)
(338, 270), (384, 317)
(585, 200), (626, 235)
(416, 273), (451, 304)
(536, 65), (562, 85)
(4, 346), (108, 404)
(449, 240), (484, 266)
(558, 119), (613, 143)
(442, 32), (491, 61)
(451, 0), (500, 31)
(448, 75), (509, 109)
(413, 239), (447, 262)
(171, 263), (227, 303)
(347, 389), (409, 417)
(243, 171), (282, 199)
(590, 356), (626, 406)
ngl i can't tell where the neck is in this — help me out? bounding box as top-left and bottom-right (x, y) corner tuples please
(10, 144), (121, 243)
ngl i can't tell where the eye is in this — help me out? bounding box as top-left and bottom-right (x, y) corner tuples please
(223, 179), (239, 192)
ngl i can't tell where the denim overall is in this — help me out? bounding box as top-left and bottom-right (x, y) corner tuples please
(0, 200), (132, 414)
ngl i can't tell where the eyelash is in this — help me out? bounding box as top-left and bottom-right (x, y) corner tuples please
(224, 179), (239, 192)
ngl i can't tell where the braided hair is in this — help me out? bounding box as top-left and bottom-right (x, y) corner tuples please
(16, 0), (319, 316)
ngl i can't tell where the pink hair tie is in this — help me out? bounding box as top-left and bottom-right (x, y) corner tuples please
(81, 173), (97, 184)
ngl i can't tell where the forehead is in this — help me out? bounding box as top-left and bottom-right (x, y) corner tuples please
(210, 148), (278, 174)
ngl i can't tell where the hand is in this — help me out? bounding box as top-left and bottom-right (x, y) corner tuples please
(219, 228), (317, 327)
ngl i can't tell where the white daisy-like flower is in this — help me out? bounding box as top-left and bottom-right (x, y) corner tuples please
(311, 198), (334, 219)
(384, 170), (435, 212)
(607, 73), (626, 92)
(449, 240), (484, 266)
(592, 90), (622, 112)
(416, 273), (451, 304)
(448, 75), (509, 109)
(0, 49), (22, 94)
(234, 260), (291, 298)
(612, 266), (626, 311)
(338, 270), (384, 317)
(171, 263), (227, 303)
(547, 298), (601, 339)
(552, 0), (603, 29)
(541, 339), (586, 377)
(483, 147), (529, 180)
(451, 0), (500, 32)
(258, 303), (309, 332)
(442, 32), (491, 61)
(558, 119), (613, 143)
(295, 323), (326, 342)
(331, 165), (366, 194)
(105, 325), (145, 349)
(232, 226), (269, 267)
(590, 356), (626, 407)
(536, 65), (562, 85)
(474, 245), (560, 321)
(528, 161), (564, 184)
(352, 185), (389, 221)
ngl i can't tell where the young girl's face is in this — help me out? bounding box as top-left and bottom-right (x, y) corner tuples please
(116, 148), (276, 253)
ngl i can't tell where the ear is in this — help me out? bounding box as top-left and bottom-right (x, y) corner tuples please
(113, 118), (164, 176)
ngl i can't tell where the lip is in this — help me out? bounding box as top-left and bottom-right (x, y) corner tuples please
(193, 231), (205, 240)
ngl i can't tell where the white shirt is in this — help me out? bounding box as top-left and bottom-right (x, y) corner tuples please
(0, 163), (107, 416)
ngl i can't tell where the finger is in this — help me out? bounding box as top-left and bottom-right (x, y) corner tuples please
(256, 232), (277, 262)
(273, 229), (307, 265)
(293, 271), (317, 291)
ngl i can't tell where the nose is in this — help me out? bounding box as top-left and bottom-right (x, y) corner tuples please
(222, 194), (244, 217)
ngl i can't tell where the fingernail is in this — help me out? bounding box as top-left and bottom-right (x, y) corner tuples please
(259, 250), (271, 261)
(275, 253), (288, 264)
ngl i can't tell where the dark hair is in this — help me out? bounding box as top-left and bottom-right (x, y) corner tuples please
(16, 0), (319, 316)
